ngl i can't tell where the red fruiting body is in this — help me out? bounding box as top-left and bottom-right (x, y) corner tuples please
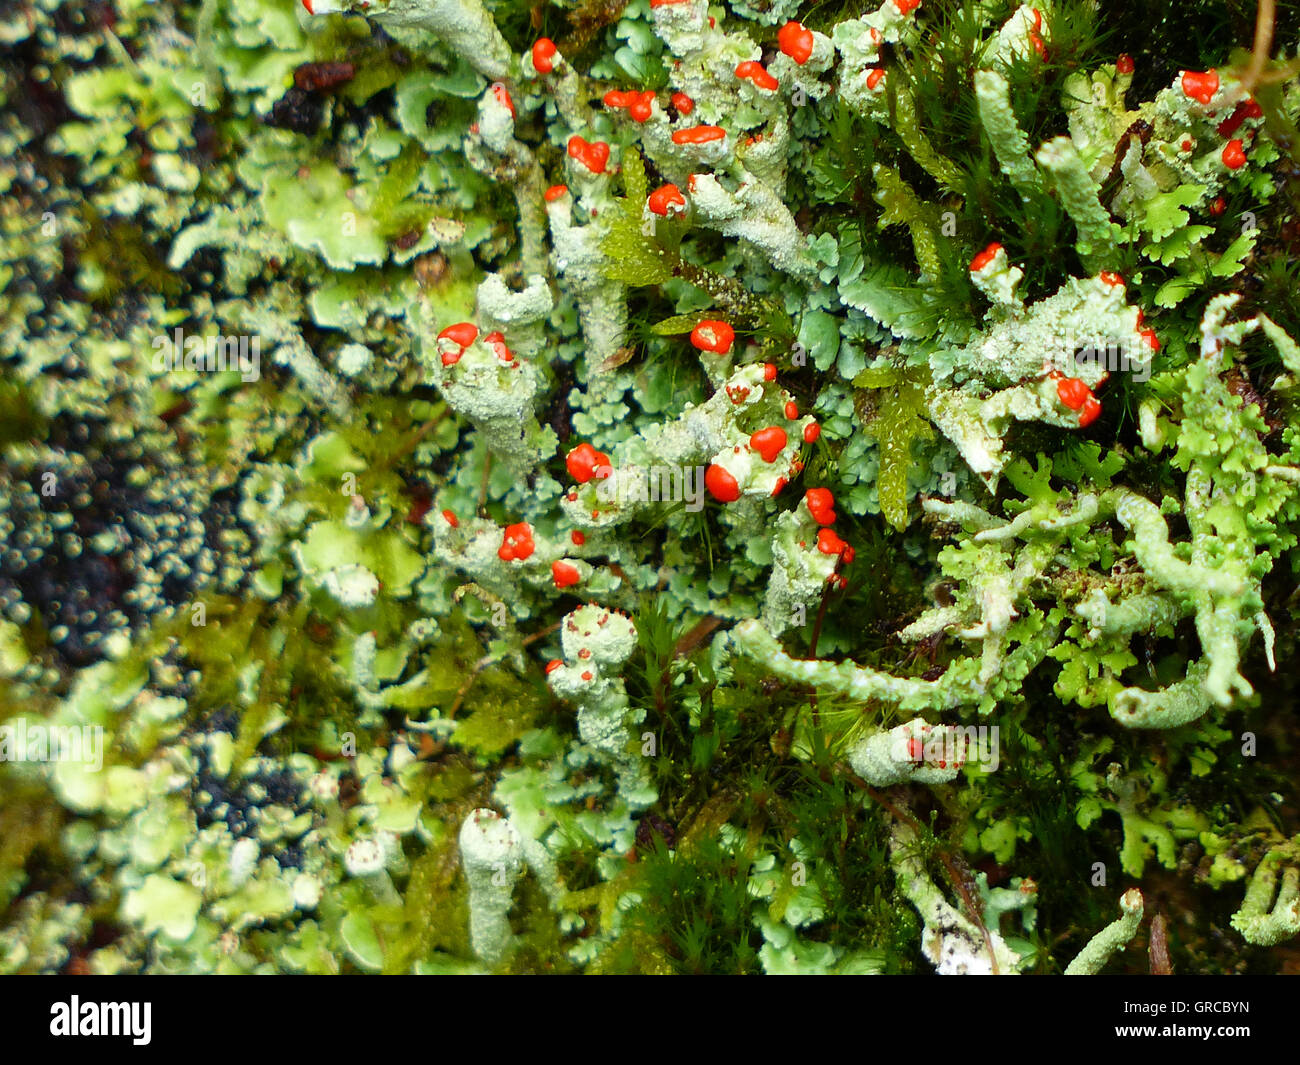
(1217, 100), (1259, 137)
(735, 61), (778, 92)
(649, 0), (689, 5)
(532, 38), (557, 75)
(750, 426), (788, 463)
(498, 522), (536, 562)
(970, 242), (1002, 272)
(1181, 69), (1219, 105)
(771, 477), (787, 497)
(866, 68), (885, 90)
(441, 509), (459, 528)
(784, 400), (799, 420)
(1100, 271), (1124, 287)
(544, 184), (569, 202)
(437, 322), (477, 366)
(1141, 327), (1160, 351)
(672, 125), (725, 145)
(778, 22), (815, 65)
(671, 92), (694, 115)
(571, 530), (586, 546)
(816, 527), (849, 557)
(804, 488), (836, 525)
(648, 183), (686, 216)
(1181, 138), (1193, 151)
(894, 0), (920, 13)
(1078, 396), (1102, 427)
(603, 89), (633, 108)
(552, 560), (582, 589)
(301, 0), (314, 11)
(1056, 377), (1091, 411)
(705, 464), (741, 503)
(803, 422), (820, 444)
(566, 442), (612, 483)
(726, 385), (750, 404)
(491, 83), (516, 117)
(1027, 7), (1046, 59)
(908, 737), (923, 763)
(691, 320), (735, 353)
(567, 136), (610, 173)
(1116, 54), (1134, 75)
(581, 670), (593, 681)
(763, 363), (777, 381)
(1222, 138), (1247, 170)
(629, 91), (655, 122)
(545, 659), (563, 674)
(841, 544), (855, 564)
(484, 331), (514, 362)
(1210, 196), (1226, 216)
(438, 322), (477, 347)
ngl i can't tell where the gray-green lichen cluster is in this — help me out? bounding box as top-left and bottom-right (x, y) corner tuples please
(2, 0), (1300, 974)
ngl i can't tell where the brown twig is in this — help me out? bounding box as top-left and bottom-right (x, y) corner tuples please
(1149, 912), (1172, 975)
(1236, 0), (1275, 95)
(447, 619), (561, 719)
(841, 767), (1001, 975)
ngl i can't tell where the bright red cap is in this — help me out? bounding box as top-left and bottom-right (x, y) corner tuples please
(552, 560), (582, 589)
(705, 464), (741, 503)
(970, 242), (1003, 272)
(566, 442), (612, 484)
(778, 21), (814, 65)
(1181, 69), (1219, 105)
(804, 488), (836, 525)
(749, 426), (788, 463)
(532, 38), (557, 75)
(438, 322), (478, 347)
(816, 527), (849, 557)
(567, 136), (610, 174)
(735, 61), (778, 92)
(648, 183), (686, 216)
(690, 320), (735, 354)
(498, 522), (536, 562)
(1078, 396), (1102, 428)
(1056, 377), (1091, 411)
(672, 125), (726, 145)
